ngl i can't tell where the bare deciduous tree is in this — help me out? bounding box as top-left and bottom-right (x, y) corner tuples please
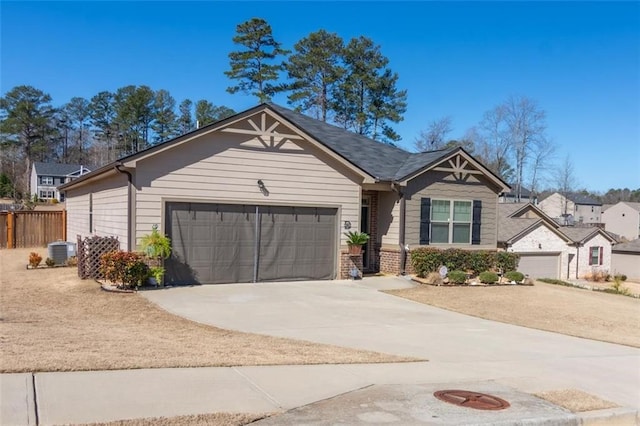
(415, 116), (453, 151)
(555, 154), (578, 221)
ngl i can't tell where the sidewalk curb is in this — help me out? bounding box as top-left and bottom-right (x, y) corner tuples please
(577, 406), (639, 425)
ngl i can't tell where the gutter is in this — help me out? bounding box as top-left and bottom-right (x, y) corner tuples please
(391, 183), (407, 275)
(114, 163), (135, 251)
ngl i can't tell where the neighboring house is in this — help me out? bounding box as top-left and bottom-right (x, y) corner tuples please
(538, 192), (602, 225)
(610, 239), (640, 281)
(601, 201), (640, 241)
(558, 226), (616, 280)
(30, 162), (91, 202)
(499, 186), (537, 204)
(498, 203), (616, 279)
(59, 103), (509, 285)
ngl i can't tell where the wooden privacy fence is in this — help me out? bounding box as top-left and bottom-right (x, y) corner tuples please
(0, 211), (66, 249)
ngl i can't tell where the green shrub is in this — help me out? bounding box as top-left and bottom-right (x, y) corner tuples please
(100, 251), (150, 289)
(495, 251), (520, 272)
(447, 270), (467, 284)
(614, 274), (627, 282)
(468, 251), (495, 275)
(504, 271), (525, 282)
(441, 248), (470, 272)
(479, 271), (498, 284)
(410, 247), (443, 277)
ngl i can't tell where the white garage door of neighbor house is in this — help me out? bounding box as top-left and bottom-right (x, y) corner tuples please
(164, 202), (338, 285)
(517, 253), (560, 279)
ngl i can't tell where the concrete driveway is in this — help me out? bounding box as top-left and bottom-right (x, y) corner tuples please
(142, 277), (640, 409)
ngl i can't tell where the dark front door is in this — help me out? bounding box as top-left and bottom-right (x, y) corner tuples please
(165, 202), (337, 285)
(361, 197), (371, 270)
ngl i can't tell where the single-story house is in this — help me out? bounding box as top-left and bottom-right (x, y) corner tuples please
(59, 103), (509, 285)
(498, 203), (616, 279)
(30, 162), (91, 202)
(610, 239), (640, 281)
(601, 201), (640, 242)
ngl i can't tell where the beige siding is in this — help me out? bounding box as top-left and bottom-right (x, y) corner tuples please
(133, 131), (361, 247)
(92, 173), (129, 250)
(378, 191), (400, 247)
(602, 203), (640, 241)
(539, 192), (573, 220)
(66, 189), (90, 244)
(611, 252), (640, 281)
(404, 171), (499, 249)
(65, 172), (129, 250)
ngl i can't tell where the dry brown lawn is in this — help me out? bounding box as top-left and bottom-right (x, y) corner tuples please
(535, 389), (618, 413)
(386, 282), (640, 347)
(0, 248), (412, 373)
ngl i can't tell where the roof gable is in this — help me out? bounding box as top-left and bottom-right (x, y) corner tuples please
(497, 203), (569, 244)
(558, 226), (616, 244)
(59, 103), (510, 192)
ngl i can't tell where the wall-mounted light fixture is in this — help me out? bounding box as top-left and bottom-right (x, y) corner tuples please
(344, 220), (352, 230)
(257, 179), (269, 196)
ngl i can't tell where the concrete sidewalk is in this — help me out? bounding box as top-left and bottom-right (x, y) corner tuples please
(2, 362), (638, 425)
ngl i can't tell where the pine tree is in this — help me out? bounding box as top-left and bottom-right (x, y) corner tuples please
(178, 99), (194, 134)
(286, 30), (344, 121)
(224, 18), (289, 103)
(152, 89), (178, 143)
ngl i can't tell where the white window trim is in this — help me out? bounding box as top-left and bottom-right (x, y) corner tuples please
(41, 176), (54, 185)
(430, 199), (472, 244)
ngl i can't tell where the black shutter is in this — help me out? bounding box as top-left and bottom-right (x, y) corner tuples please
(419, 198), (431, 245)
(471, 200), (482, 245)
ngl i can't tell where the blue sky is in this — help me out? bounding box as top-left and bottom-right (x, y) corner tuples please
(2, 1), (638, 192)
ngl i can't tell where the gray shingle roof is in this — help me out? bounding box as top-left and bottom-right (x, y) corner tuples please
(558, 226), (613, 243)
(267, 103), (455, 181)
(612, 238), (640, 253)
(622, 202), (640, 212)
(565, 192), (601, 206)
(501, 185), (533, 197)
(33, 162), (86, 176)
(497, 203), (540, 242)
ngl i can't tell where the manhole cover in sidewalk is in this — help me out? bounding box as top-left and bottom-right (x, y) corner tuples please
(434, 390), (510, 410)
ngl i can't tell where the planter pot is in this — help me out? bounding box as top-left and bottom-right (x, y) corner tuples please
(348, 244), (363, 255)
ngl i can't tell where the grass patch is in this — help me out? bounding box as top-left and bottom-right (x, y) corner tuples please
(82, 412), (274, 426)
(535, 389), (618, 413)
(385, 281), (640, 348)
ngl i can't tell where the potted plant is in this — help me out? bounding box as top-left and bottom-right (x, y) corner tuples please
(139, 225), (172, 261)
(344, 231), (370, 255)
(139, 225), (171, 286)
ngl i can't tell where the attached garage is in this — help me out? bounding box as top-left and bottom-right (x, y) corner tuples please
(517, 252), (561, 279)
(165, 202), (338, 284)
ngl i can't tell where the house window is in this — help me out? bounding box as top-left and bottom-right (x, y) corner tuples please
(589, 246), (603, 266)
(41, 176), (53, 185)
(430, 199), (472, 244)
(39, 190), (54, 199)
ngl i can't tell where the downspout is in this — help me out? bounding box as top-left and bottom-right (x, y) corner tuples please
(114, 163), (134, 251)
(391, 183), (407, 275)
(575, 244), (580, 279)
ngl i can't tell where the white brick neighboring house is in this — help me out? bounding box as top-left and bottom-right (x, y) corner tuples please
(498, 203), (616, 280)
(610, 239), (640, 281)
(601, 201), (640, 241)
(559, 227), (616, 279)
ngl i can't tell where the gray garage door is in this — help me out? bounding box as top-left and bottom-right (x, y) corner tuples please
(517, 253), (560, 279)
(165, 202), (337, 285)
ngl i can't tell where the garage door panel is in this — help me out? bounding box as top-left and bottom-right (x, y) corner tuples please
(518, 254), (560, 279)
(258, 207), (336, 282)
(166, 202), (337, 284)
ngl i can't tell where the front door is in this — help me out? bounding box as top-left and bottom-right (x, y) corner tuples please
(361, 196), (371, 270)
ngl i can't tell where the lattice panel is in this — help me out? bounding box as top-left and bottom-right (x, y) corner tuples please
(77, 235), (120, 279)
